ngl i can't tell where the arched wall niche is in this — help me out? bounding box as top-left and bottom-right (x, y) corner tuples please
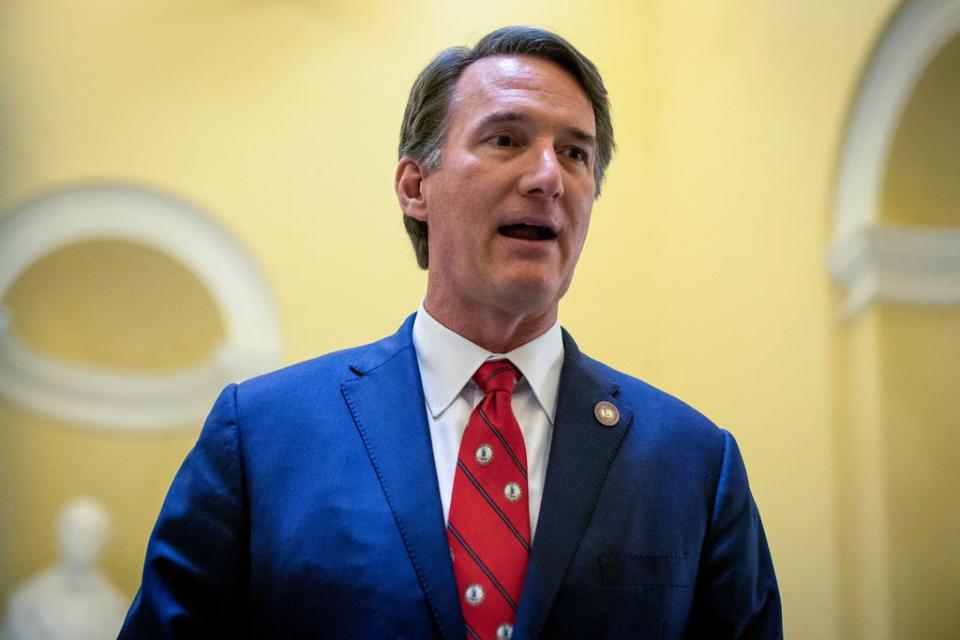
(881, 34), (960, 227)
(828, 2), (960, 638)
(6, 238), (226, 370)
(828, 0), (960, 316)
(0, 183), (284, 430)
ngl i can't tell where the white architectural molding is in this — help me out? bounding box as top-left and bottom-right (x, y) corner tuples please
(832, 0), (960, 238)
(829, 0), (960, 315)
(827, 226), (960, 316)
(0, 315), (256, 430)
(0, 183), (284, 430)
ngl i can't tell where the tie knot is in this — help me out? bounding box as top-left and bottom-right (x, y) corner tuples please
(473, 360), (520, 395)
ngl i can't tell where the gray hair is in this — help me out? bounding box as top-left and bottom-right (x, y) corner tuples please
(398, 26), (615, 269)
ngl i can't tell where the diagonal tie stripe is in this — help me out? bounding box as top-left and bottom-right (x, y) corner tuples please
(456, 460), (530, 552)
(464, 622), (481, 640)
(448, 524), (519, 611)
(448, 360), (530, 640)
(476, 406), (528, 479)
(481, 365), (516, 386)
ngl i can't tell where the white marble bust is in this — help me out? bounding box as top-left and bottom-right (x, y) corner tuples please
(2, 497), (128, 640)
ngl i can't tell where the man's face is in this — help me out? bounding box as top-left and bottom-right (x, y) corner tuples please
(412, 55), (597, 322)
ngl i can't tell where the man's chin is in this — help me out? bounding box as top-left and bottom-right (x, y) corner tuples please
(491, 274), (566, 315)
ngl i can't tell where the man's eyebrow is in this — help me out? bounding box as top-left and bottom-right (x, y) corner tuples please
(475, 111), (597, 147)
(568, 127), (596, 147)
(476, 111), (527, 128)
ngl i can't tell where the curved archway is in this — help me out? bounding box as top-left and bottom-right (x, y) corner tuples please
(0, 183), (284, 430)
(828, 0), (960, 316)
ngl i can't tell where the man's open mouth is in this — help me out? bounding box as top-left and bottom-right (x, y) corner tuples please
(498, 223), (557, 241)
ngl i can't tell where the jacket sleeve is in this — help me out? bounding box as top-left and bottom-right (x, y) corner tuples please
(119, 384), (249, 639)
(687, 430), (783, 639)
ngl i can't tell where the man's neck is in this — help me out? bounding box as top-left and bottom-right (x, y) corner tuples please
(422, 296), (558, 353)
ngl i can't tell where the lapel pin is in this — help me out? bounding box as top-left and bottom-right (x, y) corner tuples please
(594, 401), (619, 427)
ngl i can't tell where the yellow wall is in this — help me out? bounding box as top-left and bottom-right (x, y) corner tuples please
(830, 305), (890, 638)
(879, 306), (960, 638)
(9, 2), (958, 639)
(832, 303), (960, 639)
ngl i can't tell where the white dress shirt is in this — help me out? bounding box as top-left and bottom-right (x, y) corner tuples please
(412, 303), (564, 541)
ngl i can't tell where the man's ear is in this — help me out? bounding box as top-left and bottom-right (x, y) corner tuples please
(395, 156), (428, 222)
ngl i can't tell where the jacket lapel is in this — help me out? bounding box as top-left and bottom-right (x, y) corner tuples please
(340, 315), (463, 639)
(514, 329), (634, 639)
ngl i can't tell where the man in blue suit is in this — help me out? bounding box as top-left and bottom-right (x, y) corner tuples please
(122, 26), (781, 639)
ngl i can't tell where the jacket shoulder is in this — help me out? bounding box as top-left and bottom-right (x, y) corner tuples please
(579, 352), (726, 448)
(238, 345), (359, 395)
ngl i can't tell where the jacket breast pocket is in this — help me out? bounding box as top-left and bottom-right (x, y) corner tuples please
(599, 554), (695, 588)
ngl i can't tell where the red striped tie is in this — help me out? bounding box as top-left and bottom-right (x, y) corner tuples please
(447, 360), (530, 640)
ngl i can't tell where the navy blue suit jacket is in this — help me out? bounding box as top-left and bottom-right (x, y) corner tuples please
(121, 314), (781, 638)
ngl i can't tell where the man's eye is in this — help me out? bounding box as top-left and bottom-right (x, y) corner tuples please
(565, 147), (589, 164)
(489, 134), (516, 147)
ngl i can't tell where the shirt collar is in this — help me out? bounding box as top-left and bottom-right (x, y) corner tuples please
(412, 302), (564, 422)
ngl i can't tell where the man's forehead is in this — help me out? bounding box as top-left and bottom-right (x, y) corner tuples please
(451, 54), (596, 132)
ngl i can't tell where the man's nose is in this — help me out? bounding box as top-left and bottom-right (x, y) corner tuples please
(519, 146), (564, 200)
